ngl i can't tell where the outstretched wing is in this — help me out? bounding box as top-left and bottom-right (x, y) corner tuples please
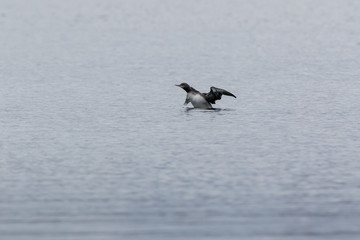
(204, 86), (236, 104)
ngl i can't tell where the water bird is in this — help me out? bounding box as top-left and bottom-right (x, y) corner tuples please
(176, 83), (236, 109)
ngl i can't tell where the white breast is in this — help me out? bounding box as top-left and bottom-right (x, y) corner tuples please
(188, 92), (212, 109)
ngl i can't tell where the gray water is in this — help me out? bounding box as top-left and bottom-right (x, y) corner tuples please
(1, 0), (360, 239)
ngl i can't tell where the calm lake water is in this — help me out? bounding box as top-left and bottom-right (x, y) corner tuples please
(1, 0), (360, 239)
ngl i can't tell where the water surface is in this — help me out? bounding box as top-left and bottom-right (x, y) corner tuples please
(1, 0), (360, 239)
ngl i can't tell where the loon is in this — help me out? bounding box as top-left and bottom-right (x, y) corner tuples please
(176, 83), (236, 109)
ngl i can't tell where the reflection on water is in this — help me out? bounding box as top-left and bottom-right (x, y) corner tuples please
(185, 107), (223, 112)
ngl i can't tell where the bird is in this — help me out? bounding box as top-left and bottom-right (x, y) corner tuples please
(176, 83), (236, 109)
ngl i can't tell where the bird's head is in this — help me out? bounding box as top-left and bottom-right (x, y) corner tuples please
(175, 82), (191, 92)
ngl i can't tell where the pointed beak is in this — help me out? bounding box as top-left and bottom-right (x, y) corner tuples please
(175, 84), (181, 87)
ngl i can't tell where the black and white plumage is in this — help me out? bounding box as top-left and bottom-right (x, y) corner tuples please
(176, 83), (236, 109)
